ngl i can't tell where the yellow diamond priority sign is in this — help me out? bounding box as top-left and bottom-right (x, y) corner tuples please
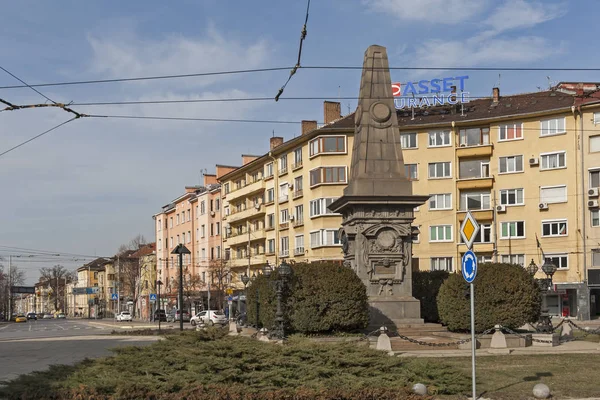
(460, 211), (480, 250)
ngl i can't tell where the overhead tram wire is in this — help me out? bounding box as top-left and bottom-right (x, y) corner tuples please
(3, 65), (599, 91)
(0, 117), (78, 159)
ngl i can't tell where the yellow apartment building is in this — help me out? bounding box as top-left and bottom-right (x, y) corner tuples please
(218, 85), (600, 320)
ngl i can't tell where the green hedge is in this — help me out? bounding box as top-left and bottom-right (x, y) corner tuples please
(246, 262), (369, 334)
(412, 270), (449, 323)
(437, 263), (541, 332)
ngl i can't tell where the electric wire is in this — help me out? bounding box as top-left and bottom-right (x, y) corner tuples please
(0, 117), (77, 159)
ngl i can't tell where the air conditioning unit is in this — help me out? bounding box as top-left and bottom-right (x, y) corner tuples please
(289, 215), (295, 221)
(529, 157), (539, 166)
(460, 143), (467, 147)
(288, 183), (294, 189)
(538, 202), (549, 210)
(589, 188), (599, 198)
(210, 211), (215, 217)
(589, 200), (599, 208)
(496, 205), (506, 213)
(254, 202), (261, 210)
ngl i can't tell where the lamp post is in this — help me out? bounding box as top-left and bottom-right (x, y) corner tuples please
(156, 280), (163, 332)
(172, 244), (191, 332)
(251, 272), (259, 328)
(241, 273), (250, 325)
(527, 258), (558, 333)
(263, 261), (292, 339)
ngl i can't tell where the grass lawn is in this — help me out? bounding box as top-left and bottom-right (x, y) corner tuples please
(438, 353), (600, 400)
(1, 328), (599, 399)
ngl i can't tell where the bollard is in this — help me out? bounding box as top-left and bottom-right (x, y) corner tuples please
(258, 327), (270, 342)
(376, 326), (392, 352)
(228, 320), (239, 336)
(488, 325), (510, 355)
(560, 322), (573, 340)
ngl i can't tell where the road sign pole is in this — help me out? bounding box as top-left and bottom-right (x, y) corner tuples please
(470, 281), (476, 400)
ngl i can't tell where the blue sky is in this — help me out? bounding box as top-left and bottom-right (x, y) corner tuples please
(1, 0), (598, 283)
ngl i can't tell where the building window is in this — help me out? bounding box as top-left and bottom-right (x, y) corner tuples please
(540, 185), (567, 204)
(459, 159), (490, 180)
(280, 209), (289, 223)
(460, 191), (490, 211)
(216, 222), (221, 236)
(594, 112), (600, 125)
(169, 217), (173, 228)
(215, 198), (220, 211)
(428, 130), (451, 147)
(265, 188), (274, 203)
(309, 166), (347, 186)
(200, 201), (206, 214)
(176, 234), (180, 244)
(430, 257), (453, 272)
(459, 127), (489, 147)
(157, 219), (161, 231)
(541, 117), (566, 136)
(592, 210), (600, 227)
(309, 136), (346, 156)
(591, 169), (600, 188)
(429, 225), (453, 242)
(279, 154), (288, 173)
(224, 183), (230, 194)
(210, 223), (215, 236)
(501, 254), (525, 266)
(200, 225), (205, 238)
(266, 239), (275, 254)
(542, 219), (567, 237)
(544, 254), (568, 270)
(294, 176), (303, 193)
(400, 132), (417, 149)
(499, 155), (523, 173)
(201, 248), (206, 260)
(540, 151), (566, 170)
(498, 123), (523, 141)
(428, 162), (451, 179)
(309, 198), (338, 217)
(295, 205), (304, 223)
(429, 193), (452, 210)
(265, 163), (274, 178)
(499, 188), (524, 206)
(210, 247), (215, 260)
(460, 223), (492, 244)
(216, 246), (221, 259)
(280, 236), (289, 257)
(310, 229), (341, 248)
(176, 214), (180, 225)
(187, 231), (191, 243)
(405, 164), (418, 180)
(170, 237), (173, 247)
(279, 182), (289, 202)
(187, 210), (190, 221)
(293, 147), (303, 167)
(295, 235), (304, 254)
(267, 214), (275, 229)
(590, 136), (600, 153)
(593, 249), (600, 266)
(500, 221), (525, 239)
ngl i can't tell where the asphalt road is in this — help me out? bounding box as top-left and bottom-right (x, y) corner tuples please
(0, 319), (161, 383)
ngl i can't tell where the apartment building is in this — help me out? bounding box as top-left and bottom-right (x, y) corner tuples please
(219, 101), (351, 287)
(153, 166), (235, 312)
(218, 85), (600, 319)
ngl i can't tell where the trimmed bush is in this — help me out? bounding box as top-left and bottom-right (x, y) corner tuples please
(437, 263), (541, 332)
(246, 262), (369, 334)
(412, 270), (449, 323)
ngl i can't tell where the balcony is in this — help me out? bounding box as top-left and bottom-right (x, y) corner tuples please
(264, 198), (275, 206)
(279, 195), (289, 204)
(279, 222), (289, 230)
(227, 206), (266, 224)
(293, 219), (304, 228)
(264, 172), (274, 181)
(280, 250), (290, 257)
(266, 225), (275, 232)
(226, 229), (266, 246)
(226, 177), (265, 201)
(279, 166), (288, 176)
(458, 242), (495, 254)
(228, 253), (267, 268)
(292, 161), (303, 171)
(456, 176), (494, 190)
(457, 209), (494, 224)
(294, 247), (305, 256)
(292, 190), (303, 199)
(456, 144), (493, 158)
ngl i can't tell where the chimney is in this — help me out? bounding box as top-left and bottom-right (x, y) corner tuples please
(203, 174), (217, 186)
(323, 101), (341, 124)
(241, 155), (259, 165)
(270, 136), (284, 150)
(301, 120), (317, 135)
(492, 87), (500, 103)
(450, 85), (457, 102)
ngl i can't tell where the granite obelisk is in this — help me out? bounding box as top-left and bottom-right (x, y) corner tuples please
(329, 45), (429, 328)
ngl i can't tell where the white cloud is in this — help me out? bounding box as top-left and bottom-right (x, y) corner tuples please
(87, 26), (271, 89)
(363, 0), (489, 23)
(485, 0), (566, 34)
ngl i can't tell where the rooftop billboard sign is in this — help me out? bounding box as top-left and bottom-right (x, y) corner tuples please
(392, 75), (470, 109)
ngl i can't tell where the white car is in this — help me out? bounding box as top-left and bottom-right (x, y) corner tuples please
(115, 311), (132, 322)
(190, 310), (228, 326)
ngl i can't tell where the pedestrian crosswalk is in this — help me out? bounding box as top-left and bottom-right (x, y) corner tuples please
(0, 322), (105, 333)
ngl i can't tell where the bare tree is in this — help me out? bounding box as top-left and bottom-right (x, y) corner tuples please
(173, 273), (205, 312)
(0, 264), (25, 317)
(38, 265), (75, 312)
(207, 259), (231, 310)
(116, 234), (148, 317)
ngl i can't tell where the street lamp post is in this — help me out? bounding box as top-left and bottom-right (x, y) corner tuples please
(263, 261), (292, 339)
(172, 244), (191, 332)
(241, 273), (250, 325)
(156, 280), (163, 332)
(527, 259), (558, 333)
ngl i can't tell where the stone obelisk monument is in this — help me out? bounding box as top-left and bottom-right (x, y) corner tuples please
(329, 45), (429, 328)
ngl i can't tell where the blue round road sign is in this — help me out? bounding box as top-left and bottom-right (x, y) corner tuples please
(462, 250), (477, 283)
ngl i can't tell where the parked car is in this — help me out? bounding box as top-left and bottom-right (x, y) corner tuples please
(42, 313), (53, 319)
(26, 312), (37, 320)
(153, 309), (167, 322)
(14, 314), (27, 323)
(56, 313), (66, 319)
(166, 309), (190, 323)
(191, 310), (228, 326)
(115, 311), (132, 322)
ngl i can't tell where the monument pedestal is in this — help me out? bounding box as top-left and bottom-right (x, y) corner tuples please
(369, 297), (424, 329)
